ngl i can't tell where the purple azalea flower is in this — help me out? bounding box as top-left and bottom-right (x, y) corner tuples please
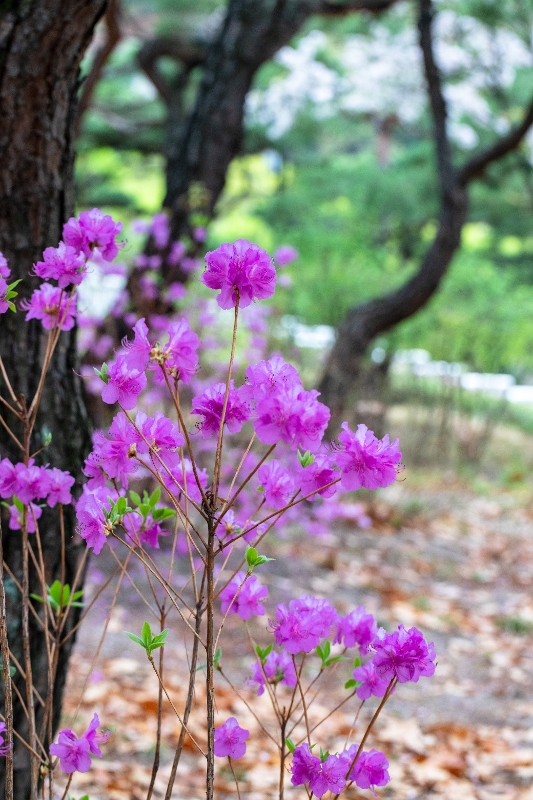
(121, 317), (152, 372)
(33, 242), (87, 287)
(76, 492), (109, 554)
(220, 572), (268, 620)
(274, 244), (298, 266)
(50, 713), (109, 773)
(136, 411), (184, 470)
(84, 417), (139, 490)
(310, 754), (347, 798)
(8, 502), (42, 533)
(257, 460), (297, 510)
(0, 278), (9, 315)
(345, 747), (390, 792)
(372, 625), (436, 684)
(213, 717), (249, 759)
(202, 239), (276, 309)
(353, 661), (390, 700)
(21, 283), (76, 331)
(271, 595), (338, 655)
(15, 465), (50, 505)
(0, 252), (9, 279)
(290, 743), (320, 787)
(297, 455), (338, 500)
(240, 356), (301, 405)
(63, 208), (122, 261)
(334, 606), (377, 653)
(250, 649), (297, 695)
(335, 422), (401, 491)
(191, 381), (251, 438)
(101, 355), (147, 410)
(123, 514), (167, 549)
(161, 318), (199, 382)
(0, 721), (11, 756)
(254, 386), (330, 453)
(45, 468), (75, 507)
(0, 458), (25, 498)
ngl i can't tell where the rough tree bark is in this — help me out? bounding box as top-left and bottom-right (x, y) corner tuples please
(0, 1), (106, 796)
(318, 0), (533, 429)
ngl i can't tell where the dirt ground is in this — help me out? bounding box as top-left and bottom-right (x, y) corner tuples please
(57, 474), (533, 800)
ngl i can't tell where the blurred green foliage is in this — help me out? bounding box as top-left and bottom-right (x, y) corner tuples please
(76, 0), (533, 378)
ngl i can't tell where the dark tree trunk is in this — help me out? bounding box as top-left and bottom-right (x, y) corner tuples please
(0, 2), (106, 796)
(319, 185), (469, 427)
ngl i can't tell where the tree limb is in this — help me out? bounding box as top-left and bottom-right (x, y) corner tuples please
(319, 0), (397, 13)
(319, 0), (533, 423)
(75, 0), (121, 136)
(458, 97), (533, 185)
(137, 36), (206, 106)
(418, 0), (454, 195)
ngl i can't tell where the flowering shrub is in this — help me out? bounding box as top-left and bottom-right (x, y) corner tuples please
(0, 209), (436, 800)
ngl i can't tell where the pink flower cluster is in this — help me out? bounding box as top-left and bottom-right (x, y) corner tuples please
(21, 283), (77, 331)
(219, 572), (268, 620)
(271, 595), (338, 654)
(191, 355), (331, 453)
(50, 713), (109, 774)
(0, 458), (74, 531)
(98, 317), (199, 411)
(22, 208), (122, 329)
(202, 240), (276, 309)
(290, 742), (390, 797)
(249, 649), (297, 695)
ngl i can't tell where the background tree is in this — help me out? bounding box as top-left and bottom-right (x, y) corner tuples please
(77, 0), (533, 430)
(0, 2), (106, 797)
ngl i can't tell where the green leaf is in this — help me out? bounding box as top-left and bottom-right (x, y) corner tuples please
(255, 643), (273, 662)
(125, 632), (145, 647)
(256, 485), (264, 492)
(49, 580), (65, 605)
(141, 622), (152, 645)
(353, 656), (361, 668)
(344, 679), (357, 690)
(13, 496), (24, 513)
(151, 507), (176, 522)
(129, 490), (142, 507)
(319, 748), (330, 762)
(30, 593), (44, 603)
(324, 656), (345, 666)
(116, 497), (127, 515)
(94, 363), (109, 384)
(43, 431), (52, 447)
(214, 647), (222, 668)
(149, 487), (161, 507)
(253, 555), (275, 566)
(285, 738), (295, 754)
(297, 449), (315, 468)
(246, 546), (258, 567)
